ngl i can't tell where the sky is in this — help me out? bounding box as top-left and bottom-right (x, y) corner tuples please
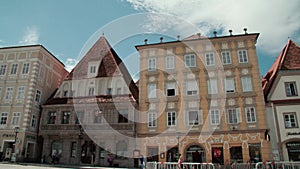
(0, 0), (299, 80)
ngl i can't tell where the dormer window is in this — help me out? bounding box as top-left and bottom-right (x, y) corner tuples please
(88, 62), (99, 77)
(90, 66), (96, 73)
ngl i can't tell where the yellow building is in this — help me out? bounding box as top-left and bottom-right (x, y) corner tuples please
(135, 30), (272, 164)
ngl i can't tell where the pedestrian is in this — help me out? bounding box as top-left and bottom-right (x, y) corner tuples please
(108, 154), (114, 167)
(178, 154), (184, 169)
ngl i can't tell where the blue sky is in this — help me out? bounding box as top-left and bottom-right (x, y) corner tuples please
(1, 0), (299, 79)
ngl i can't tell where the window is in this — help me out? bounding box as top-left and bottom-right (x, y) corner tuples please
(35, 90), (41, 103)
(117, 88), (122, 95)
(5, 87), (14, 100)
(226, 108), (241, 124)
(31, 115), (37, 128)
(0, 65), (7, 75)
(118, 110), (128, 123)
(62, 111), (71, 124)
(88, 87), (94, 96)
(17, 86), (25, 99)
(166, 82), (176, 96)
(225, 78), (235, 93)
(185, 54), (196, 67)
(148, 112), (157, 127)
(238, 50), (248, 63)
(241, 77), (253, 92)
(10, 64), (18, 74)
(210, 109), (220, 125)
(165, 56), (175, 69)
(284, 113), (298, 128)
(148, 58), (156, 71)
(0, 112), (8, 125)
(285, 82), (298, 96)
(12, 112), (21, 126)
(221, 51), (231, 64)
(107, 88), (112, 95)
(188, 110), (202, 126)
(22, 63), (30, 74)
(205, 52), (215, 66)
(94, 110), (102, 123)
(90, 66), (96, 73)
(245, 107), (257, 123)
(70, 142), (77, 158)
(63, 90), (68, 97)
(48, 111), (56, 124)
(186, 80), (198, 96)
(167, 111), (176, 126)
(207, 79), (218, 94)
(147, 83), (157, 98)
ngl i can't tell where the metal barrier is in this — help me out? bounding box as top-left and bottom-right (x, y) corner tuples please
(146, 161), (300, 169)
(255, 162), (300, 169)
(146, 162), (216, 169)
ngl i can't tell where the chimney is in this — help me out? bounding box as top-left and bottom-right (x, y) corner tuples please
(243, 28), (248, 34)
(177, 35), (180, 41)
(197, 33), (201, 39)
(213, 31), (217, 37)
(144, 39), (148, 45)
(229, 30), (233, 36)
(160, 37), (163, 43)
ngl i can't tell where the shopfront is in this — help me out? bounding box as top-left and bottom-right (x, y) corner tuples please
(286, 142), (300, 161)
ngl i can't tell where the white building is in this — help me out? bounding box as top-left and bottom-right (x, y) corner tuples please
(262, 39), (300, 161)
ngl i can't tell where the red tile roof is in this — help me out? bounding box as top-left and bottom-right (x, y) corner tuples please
(262, 39), (300, 100)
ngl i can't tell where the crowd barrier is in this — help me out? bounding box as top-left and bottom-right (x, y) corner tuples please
(145, 161), (300, 169)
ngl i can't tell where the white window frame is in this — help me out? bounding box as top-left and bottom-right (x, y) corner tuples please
(0, 64), (7, 75)
(284, 113), (298, 128)
(88, 87), (95, 96)
(245, 107), (257, 123)
(5, 87), (14, 100)
(184, 54), (196, 67)
(225, 78), (235, 93)
(285, 82), (298, 97)
(221, 51), (232, 65)
(62, 111), (71, 124)
(148, 58), (156, 71)
(31, 114), (37, 128)
(17, 86), (25, 99)
(148, 112), (157, 127)
(167, 111), (177, 126)
(10, 64), (18, 74)
(187, 110), (203, 126)
(210, 109), (220, 125)
(0, 112), (8, 125)
(207, 79), (218, 94)
(205, 52), (215, 66)
(22, 63), (30, 74)
(12, 112), (21, 126)
(147, 83), (157, 98)
(241, 77), (253, 92)
(186, 80), (198, 96)
(166, 82), (176, 97)
(35, 90), (41, 103)
(226, 108), (241, 124)
(165, 55), (175, 69)
(238, 50), (248, 63)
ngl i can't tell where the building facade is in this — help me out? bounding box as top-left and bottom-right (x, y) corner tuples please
(262, 40), (300, 161)
(136, 30), (272, 164)
(0, 45), (67, 162)
(39, 36), (139, 167)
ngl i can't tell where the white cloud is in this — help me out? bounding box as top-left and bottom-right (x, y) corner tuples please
(126, 0), (300, 54)
(65, 58), (79, 72)
(19, 26), (39, 45)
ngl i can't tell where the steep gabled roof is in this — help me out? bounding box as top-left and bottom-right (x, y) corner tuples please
(262, 39), (300, 100)
(51, 35), (138, 101)
(66, 36), (122, 79)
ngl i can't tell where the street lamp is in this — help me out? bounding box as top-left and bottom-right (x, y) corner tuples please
(13, 126), (20, 162)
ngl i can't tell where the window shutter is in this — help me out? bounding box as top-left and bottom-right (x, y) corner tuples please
(199, 110), (203, 125)
(225, 109), (229, 124)
(237, 108), (242, 123)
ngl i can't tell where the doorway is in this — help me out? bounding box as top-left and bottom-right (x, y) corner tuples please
(212, 147), (224, 165)
(185, 145), (205, 163)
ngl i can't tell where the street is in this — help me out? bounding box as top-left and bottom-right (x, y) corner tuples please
(0, 163), (73, 169)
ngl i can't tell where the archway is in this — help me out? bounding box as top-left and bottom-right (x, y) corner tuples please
(185, 145), (205, 163)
